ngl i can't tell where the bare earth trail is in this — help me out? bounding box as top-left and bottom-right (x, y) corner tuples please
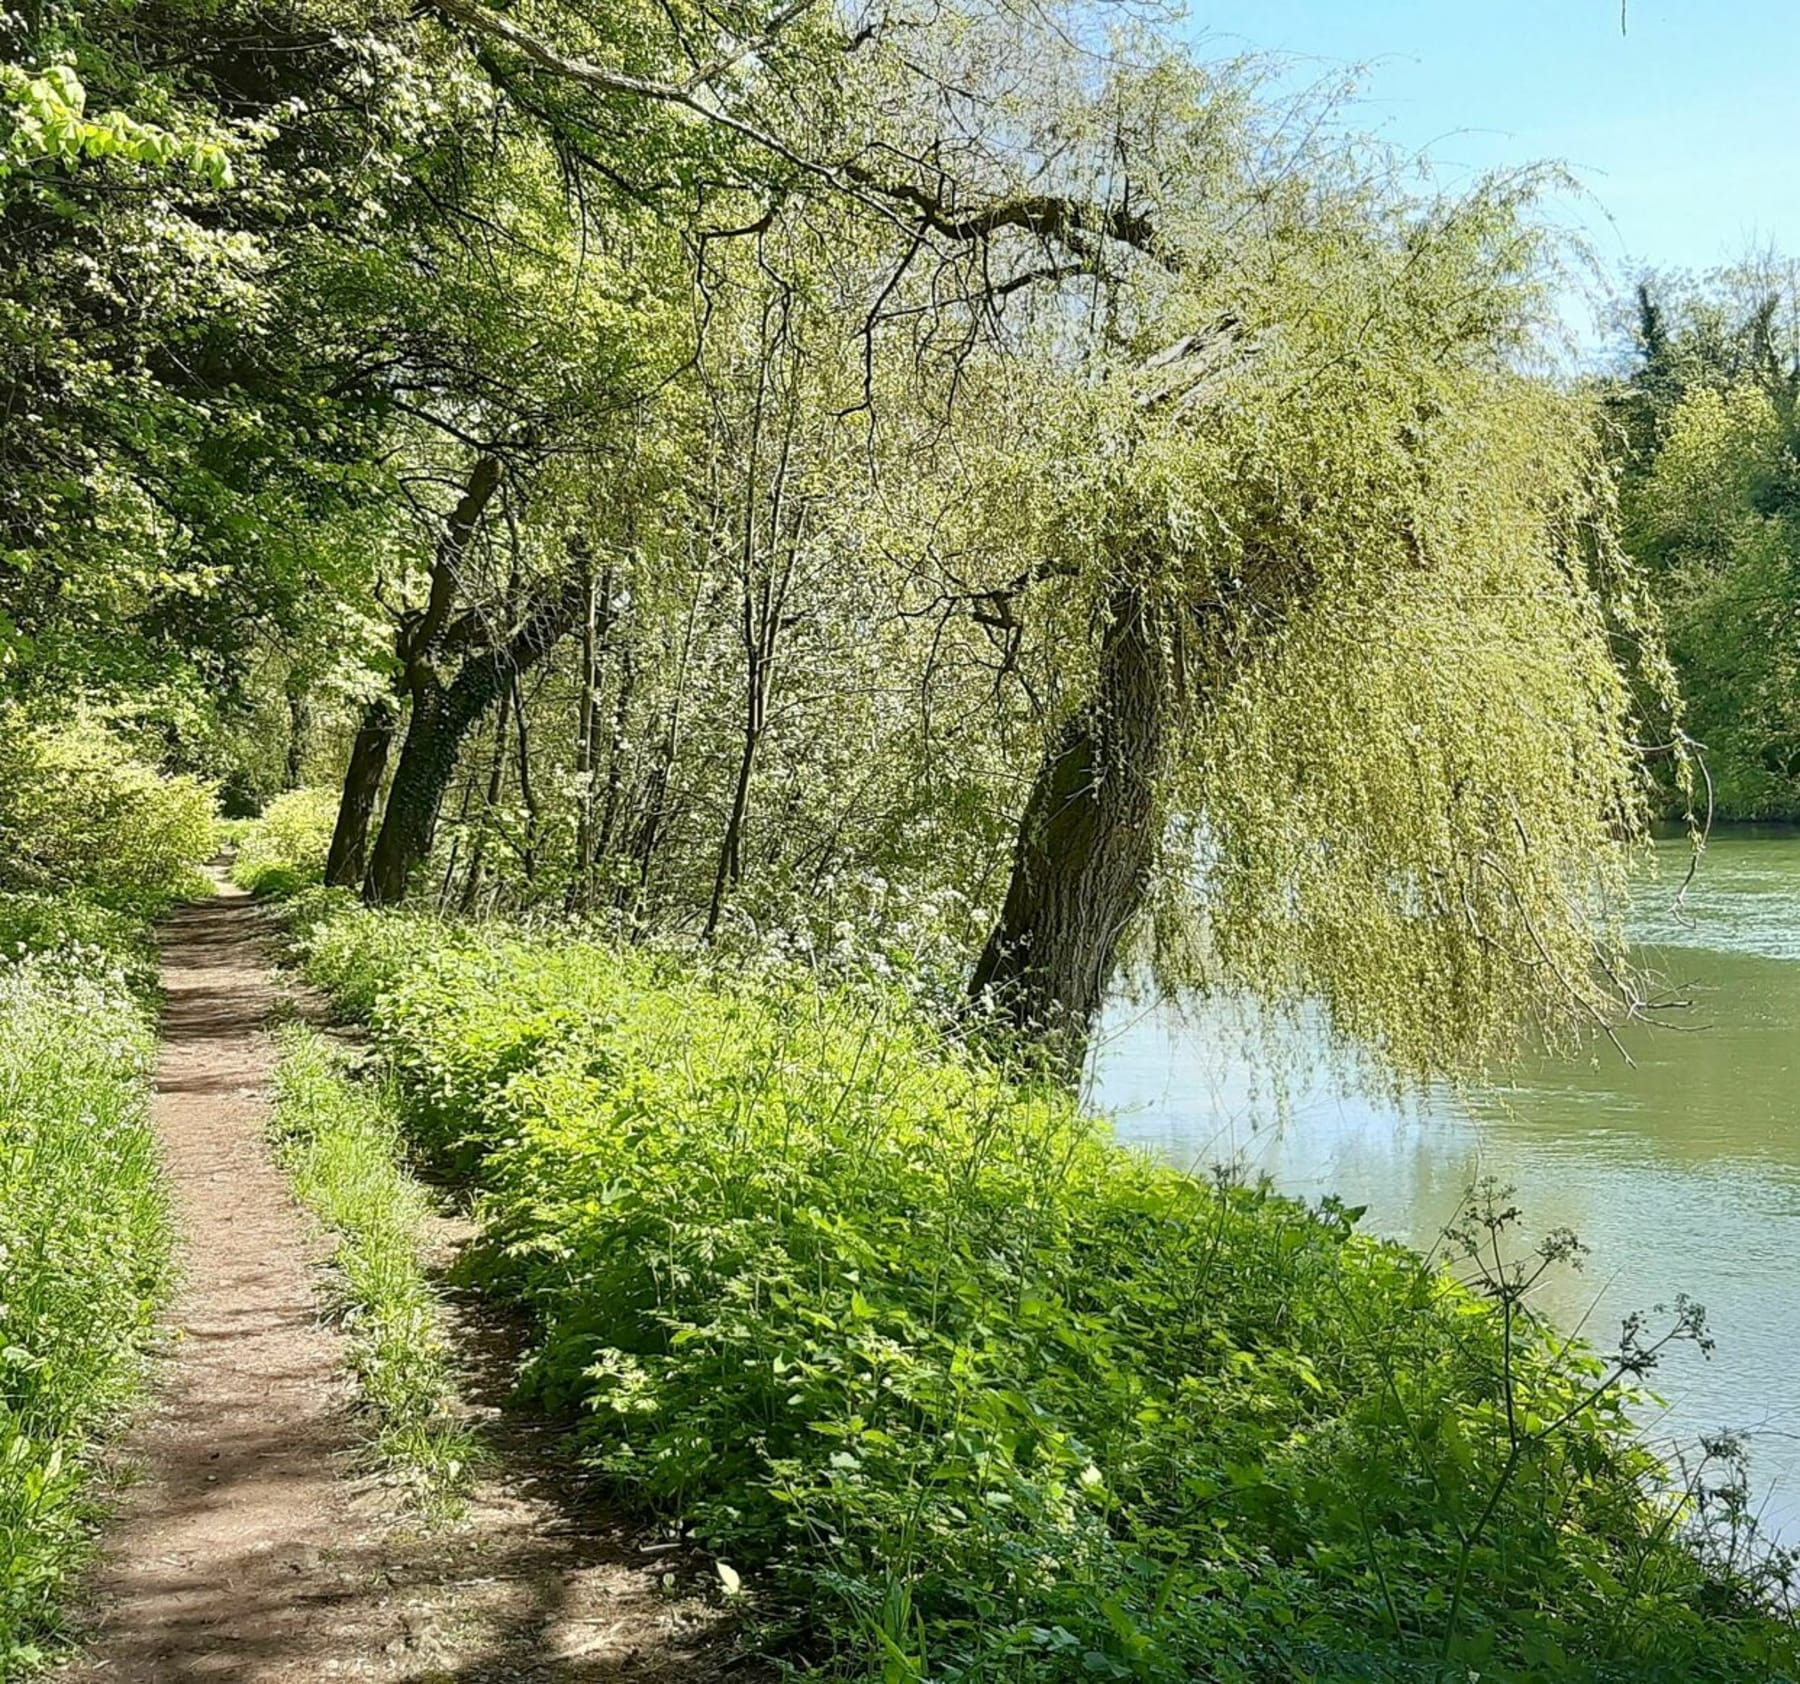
(69, 872), (732, 1682)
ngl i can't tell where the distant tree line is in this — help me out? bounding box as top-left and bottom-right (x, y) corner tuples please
(1608, 257), (1800, 822)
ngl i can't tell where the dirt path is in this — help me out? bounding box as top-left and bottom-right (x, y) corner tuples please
(70, 874), (737, 1682)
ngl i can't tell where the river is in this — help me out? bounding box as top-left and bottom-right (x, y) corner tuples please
(1088, 830), (1800, 1540)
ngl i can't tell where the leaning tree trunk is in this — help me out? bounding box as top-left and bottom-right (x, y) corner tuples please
(968, 588), (1167, 1061)
(364, 692), (462, 905)
(364, 581), (582, 906)
(324, 698), (396, 888)
(327, 456), (503, 892)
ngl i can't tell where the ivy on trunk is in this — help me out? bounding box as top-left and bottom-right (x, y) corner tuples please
(364, 571), (585, 906)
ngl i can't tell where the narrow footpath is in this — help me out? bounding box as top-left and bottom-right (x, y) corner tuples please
(69, 874), (731, 1682)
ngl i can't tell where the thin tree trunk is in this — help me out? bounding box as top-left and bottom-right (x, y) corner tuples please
(437, 759), (482, 910)
(566, 560), (620, 913)
(704, 589), (774, 940)
(324, 698), (395, 888)
(458, 698), (511, 915)
(283, 685), (308, 790)
(703, 316), (793, 942)
(968, 588), (1167, 1062)
(595, 641), (635, 867)
(627, 569), (704, 915)
(512, 677), (539, 887)
(568, 561), (600, 914)
(703, 468), (802, 940)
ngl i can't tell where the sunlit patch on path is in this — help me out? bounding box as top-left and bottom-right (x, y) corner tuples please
(68, 870), (739, 1682)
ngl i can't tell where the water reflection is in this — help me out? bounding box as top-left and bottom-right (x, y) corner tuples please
(1087, 833), (1800, 1538)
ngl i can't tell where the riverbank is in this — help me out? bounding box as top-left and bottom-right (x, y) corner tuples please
(1091, 831), (1800, 1546)
(286, 892), (1800, 1683)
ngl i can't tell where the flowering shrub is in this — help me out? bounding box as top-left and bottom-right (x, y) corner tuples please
(0, 892), (158, 998)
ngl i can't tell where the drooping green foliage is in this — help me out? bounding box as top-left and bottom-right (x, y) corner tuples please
(0, 61), (228, 189)
(297, 901), (1800, 1683)
(1065, 181), (1668, 1071)
(0, 916), (170, 1672)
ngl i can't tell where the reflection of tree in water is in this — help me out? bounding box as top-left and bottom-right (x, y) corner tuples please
(1091, 832), (1800, 1544)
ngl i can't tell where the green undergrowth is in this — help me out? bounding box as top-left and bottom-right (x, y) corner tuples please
(230, 788), (337, 899)
(0, 893), (158, 1000)
(267, 1021), (478, 1514)
(0, 906), (170, 1675)
(0, 716), (215, 918)
(0, 719), (223, 1669)
(295, 903), (1800, 1684)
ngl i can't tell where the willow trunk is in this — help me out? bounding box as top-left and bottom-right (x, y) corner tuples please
(969, 589), (1166, 1059)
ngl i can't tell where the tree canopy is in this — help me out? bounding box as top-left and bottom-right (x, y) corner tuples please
(1607, 261), (1800, 820)
(1, 0), (1690, 1078)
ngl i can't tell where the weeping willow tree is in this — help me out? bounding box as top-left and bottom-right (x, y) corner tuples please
(968, 170), (1682, 1076)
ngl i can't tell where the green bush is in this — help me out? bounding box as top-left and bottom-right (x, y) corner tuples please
(299, 898), (460, 1019)
(300, 907), (1800, 1683)
(0, 716), (215, 913)
(0, 940), (170, 1672)
(230, 787), (339, 898)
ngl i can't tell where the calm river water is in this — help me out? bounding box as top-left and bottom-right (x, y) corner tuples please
(1088, 831), (1800, 1538)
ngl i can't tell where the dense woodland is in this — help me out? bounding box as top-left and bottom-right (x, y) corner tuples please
(6, 0), (1800, 1678)
(1614, 262), (1800, 820)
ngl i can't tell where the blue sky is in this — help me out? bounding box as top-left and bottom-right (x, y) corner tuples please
(1188, 2), (1800, 345)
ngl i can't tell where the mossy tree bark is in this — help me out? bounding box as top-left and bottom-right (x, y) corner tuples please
(325, 455), (503, 893)
(364, 577), (584, 906)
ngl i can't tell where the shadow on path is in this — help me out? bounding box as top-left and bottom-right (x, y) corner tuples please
(68, 870), (747, 1683)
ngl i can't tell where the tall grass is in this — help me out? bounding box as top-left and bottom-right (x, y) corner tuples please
(298, 904), (1800, 1684)
(0, 938), (169, 1673)
(268, 1023), (477, 1513)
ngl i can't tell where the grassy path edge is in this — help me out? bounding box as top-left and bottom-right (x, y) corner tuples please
(265, 1021), (480, 1516)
